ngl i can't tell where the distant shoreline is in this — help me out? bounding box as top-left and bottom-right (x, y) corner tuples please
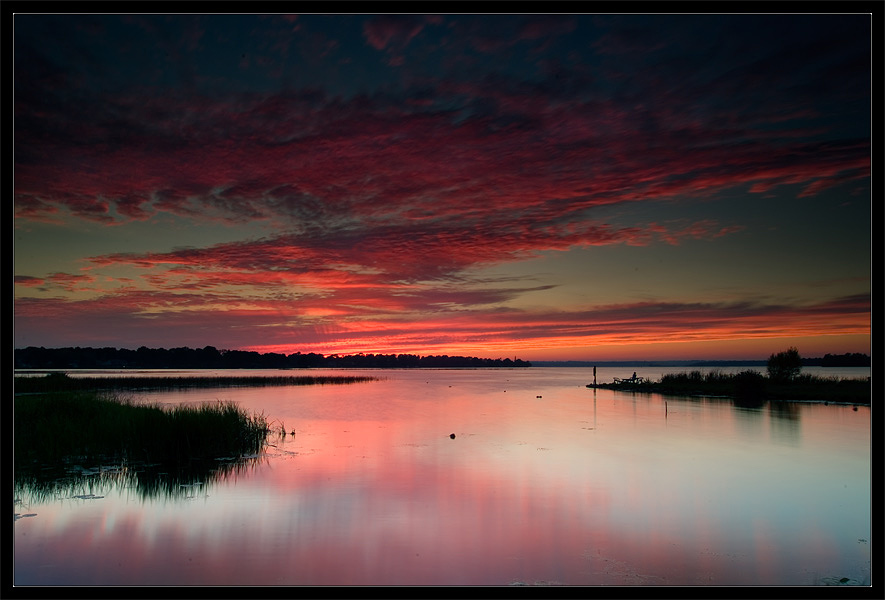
(13, 347), (870, 370)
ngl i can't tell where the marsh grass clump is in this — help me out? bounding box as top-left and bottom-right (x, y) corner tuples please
(14, 391), (271, 469)
(732, 370), (767, 407)
(732, 370), (766, 397)
(658, 370), (736, 397)
(605, 369), (869, 404)
(765, 373), (870, 403)
(161, 400), (270, 461)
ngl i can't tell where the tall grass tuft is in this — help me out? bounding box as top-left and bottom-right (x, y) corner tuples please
(658, 370), (736, 396)
(14, 391), (271, 469)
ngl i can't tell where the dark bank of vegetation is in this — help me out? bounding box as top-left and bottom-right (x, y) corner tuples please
(14, 345), (532, 369)
(802, 352), (872, 367)
(589, 348), (870, 405)
(14, 388), (275, 499)
(14, 371), (378, 394)
(14, 390), (272, 470)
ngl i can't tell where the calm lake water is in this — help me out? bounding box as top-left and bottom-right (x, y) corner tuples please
(13, 367), (871, 587)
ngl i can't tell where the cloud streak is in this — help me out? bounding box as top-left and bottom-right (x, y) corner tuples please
(13, 290), (870, 358)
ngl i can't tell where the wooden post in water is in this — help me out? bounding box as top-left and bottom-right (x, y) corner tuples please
(593, 365), (597, 386)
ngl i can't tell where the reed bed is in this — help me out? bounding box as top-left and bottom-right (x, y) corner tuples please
(762, 373), (871, 403)
(14, 390), (272, 468)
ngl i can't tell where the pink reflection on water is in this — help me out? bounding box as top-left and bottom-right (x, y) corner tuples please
(17, 425), (621, 585)
(14, 373), (871, 586)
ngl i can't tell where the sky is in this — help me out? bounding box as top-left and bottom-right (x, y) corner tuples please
(12, 12), (872, 361)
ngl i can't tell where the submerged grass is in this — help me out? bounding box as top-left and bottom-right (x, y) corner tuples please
(14, 390), (272, 469)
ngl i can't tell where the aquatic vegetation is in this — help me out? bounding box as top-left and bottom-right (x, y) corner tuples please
(14, 390), (272, 470)
(590, 370), (870, 404)
(13, 372), (382, 492)
(732, 370), (767, 399)
(762, 373), (871, 403)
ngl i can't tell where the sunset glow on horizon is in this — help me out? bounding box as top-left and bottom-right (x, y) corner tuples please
(13, 13), (871, 362)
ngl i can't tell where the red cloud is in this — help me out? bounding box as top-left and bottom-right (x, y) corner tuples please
(83, 215), (741, 292)
(14, 82), (869, 233)
(14, 275), (45, 287)
(14, 288), (870, 357)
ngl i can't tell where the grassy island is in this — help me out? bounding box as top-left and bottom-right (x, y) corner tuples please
(588, 370), (870, 405)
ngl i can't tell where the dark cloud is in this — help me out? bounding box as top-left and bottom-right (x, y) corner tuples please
(13, 78), (869, 224)
(363, 15), (427, 51)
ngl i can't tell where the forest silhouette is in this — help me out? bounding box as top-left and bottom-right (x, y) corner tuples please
(14, 346), (533, 370)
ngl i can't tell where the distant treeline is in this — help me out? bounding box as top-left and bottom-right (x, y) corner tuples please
(685, 353), (871, 367)
(13, 346), (532, 370)
(803, 353), (872, 367)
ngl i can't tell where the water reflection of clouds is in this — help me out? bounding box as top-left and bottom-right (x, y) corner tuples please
(17, 437), (617, 584)
(14, 375), (871, 586)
